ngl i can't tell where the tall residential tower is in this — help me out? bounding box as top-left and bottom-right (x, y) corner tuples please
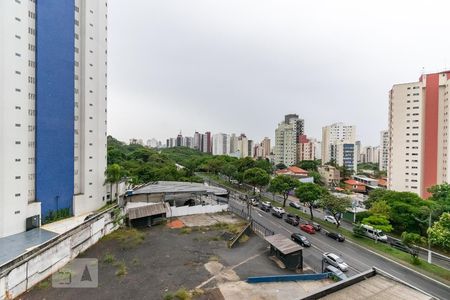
(388, 71), (450, 198)
(0, 0), (108, 238)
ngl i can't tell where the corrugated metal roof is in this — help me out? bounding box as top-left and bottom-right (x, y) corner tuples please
(126, 202), (167, 220)
(132, 181), (228, 196)
(265, 234), (302, 255)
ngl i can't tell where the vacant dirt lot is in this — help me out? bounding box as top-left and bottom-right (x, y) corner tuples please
(21, 213), (300, 300)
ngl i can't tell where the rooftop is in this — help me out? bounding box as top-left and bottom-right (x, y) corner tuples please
(132, 181), (228, 196)
(265, 233), (303, 255)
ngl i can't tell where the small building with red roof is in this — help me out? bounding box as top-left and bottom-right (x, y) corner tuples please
(344, 179), (366, 193)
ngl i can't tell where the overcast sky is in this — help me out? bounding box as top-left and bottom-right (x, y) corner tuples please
(108, 0), (450, 146)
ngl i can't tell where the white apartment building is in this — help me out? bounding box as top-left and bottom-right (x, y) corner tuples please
(0, 0), (108, 238)
(322, 123), (357, 171)
(388, 71), (450, 198)
(237, 134), (248, 158)
(212, 133), (230, 155)
(260, 137), (271, 158)
(379, 130), (389, 171)
(274, 114), (303, 166)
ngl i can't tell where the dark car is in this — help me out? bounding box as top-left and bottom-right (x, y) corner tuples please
(309, 222), (321, 232)
(326, 231), (345, 242)
(285, 216), (300, 226)
(291, 233), (311, 247)
(272, 210), (283, 218)
(389, 240), (418, 256)
(260, 203), (271, 212)
(289, 202), (301, 209)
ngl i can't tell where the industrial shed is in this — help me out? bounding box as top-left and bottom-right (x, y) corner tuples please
(125, 202), (168, 227)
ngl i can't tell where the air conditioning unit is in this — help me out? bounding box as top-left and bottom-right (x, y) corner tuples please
(26, 215), (40, 231)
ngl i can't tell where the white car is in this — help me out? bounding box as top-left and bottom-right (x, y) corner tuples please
(323, 252), (349, 272)
(272, 206), (286, 214)
(324, 215), (338, 224)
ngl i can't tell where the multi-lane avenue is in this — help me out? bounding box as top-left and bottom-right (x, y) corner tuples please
(227, 191), (450, 300)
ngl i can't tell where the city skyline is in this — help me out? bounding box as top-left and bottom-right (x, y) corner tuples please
(107, 0), (450, 146)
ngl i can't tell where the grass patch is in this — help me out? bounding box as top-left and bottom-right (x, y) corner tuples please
(103, 228), (145, 249)
(180, 227), (192, 234)
(103, 253), (116, 264)
(163, 293), (174, 300)
(239, 234), (249, 243)
(115, 261), (128, 277)
(209, 255), (220, 261)
(174, 287), (191, 300)
(36, 279), (51, 290)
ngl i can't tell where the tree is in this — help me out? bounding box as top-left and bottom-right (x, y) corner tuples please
(275, 163), (287, 170)
(297, 160), (320, 171)
(268, 175), (299, 207)
(401, 232), (426, 249)
(308, 171), (324, 186)
(105, 164), (123, 204)
(428, 183), (450, 213)
(254, 158), (274, 175)
(295, 183), (326, 220)
(369, 200), (391, 218)
(221, 164), (238, 183)
(243, 168), (270, 195)
(319, 194), (351, 228)
(365, 189), (389, 209)
(361, 215), (393, 233)
(428, 212), (450, 250)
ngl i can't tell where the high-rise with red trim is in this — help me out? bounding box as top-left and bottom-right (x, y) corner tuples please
(388, 71), (450, 198)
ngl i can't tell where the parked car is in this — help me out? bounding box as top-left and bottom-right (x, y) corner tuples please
(322, 252), (349, 272)
(300, 224), (316, 234)
(309, 222), (321, 232)
(271, 210), (283, 218)
(359, 224), (388, 242)
(324, 215), (338, 224)
(326, 231), (345, 242)
(291, 233), (311, 247)
(260, 202), (271, 212)
(272, 206), (286, 215)
(285, 215), (300, 226)
(325, 265), (348, 280)
(389, 240), (418, 256)
(289, 201), (301, 209)
(250, 198), (259, 206)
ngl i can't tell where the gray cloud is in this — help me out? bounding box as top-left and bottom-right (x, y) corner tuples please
(108, 0), (450, 145)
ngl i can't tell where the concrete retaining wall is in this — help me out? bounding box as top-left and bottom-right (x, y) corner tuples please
(0, 207), (119, 300)
(167, 204), (228, 217)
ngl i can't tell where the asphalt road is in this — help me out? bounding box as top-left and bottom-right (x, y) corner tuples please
(262, 191), (450, 270)
(227, 193), (449, 300)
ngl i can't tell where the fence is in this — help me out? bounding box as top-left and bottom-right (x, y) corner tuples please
(227, 206), (274, 237)
(251, 219), (274, 237)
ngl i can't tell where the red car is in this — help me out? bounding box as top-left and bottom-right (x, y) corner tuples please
(300, 224), (316, 234)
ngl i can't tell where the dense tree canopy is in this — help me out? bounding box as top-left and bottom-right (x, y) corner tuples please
(243, 168), (270, 194)
(295, 183), (326, 220)
(428, 212), (450, 250)
(268, 175), (299, 207)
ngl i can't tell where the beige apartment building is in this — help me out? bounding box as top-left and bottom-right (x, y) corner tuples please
(388, 71), (450, 198)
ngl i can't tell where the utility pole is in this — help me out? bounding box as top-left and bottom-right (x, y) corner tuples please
(414, 209), (433, 264)
(428, 210), (432, 264)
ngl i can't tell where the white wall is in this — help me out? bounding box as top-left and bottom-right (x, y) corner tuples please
(0, 208), (118, 300)
(0, 0), (38, 238)
(167, 204), (228, 217)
